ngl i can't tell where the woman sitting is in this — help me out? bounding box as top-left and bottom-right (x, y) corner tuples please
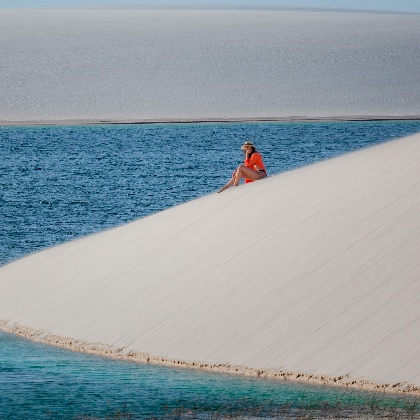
(218, 140), (267, 193)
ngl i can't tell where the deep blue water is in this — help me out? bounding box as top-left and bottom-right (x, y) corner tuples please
(2, 121), (420, 266)
(1, 121), (420, 419)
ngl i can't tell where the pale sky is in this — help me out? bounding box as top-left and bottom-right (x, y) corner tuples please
(0, 0), (419, 13)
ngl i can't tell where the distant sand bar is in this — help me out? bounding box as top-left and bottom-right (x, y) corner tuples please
(1, 115), (420, 127)
(1, 9), (419, 122)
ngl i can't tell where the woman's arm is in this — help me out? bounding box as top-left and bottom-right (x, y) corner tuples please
(244, 152), (252, 166)
(247, 152), (265, 172)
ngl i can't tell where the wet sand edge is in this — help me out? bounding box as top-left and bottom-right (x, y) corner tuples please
(1, 320), (419, 397)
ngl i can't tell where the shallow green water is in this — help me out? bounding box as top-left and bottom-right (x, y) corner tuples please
(1, 330), (419, 419)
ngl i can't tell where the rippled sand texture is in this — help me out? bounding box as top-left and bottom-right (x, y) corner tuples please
(1, 133), (420, 394)
(1, 9), (419, 123)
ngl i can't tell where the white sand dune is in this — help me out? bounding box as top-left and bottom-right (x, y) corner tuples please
(1, 9), (420, 123)
(1, 132), (420, 394)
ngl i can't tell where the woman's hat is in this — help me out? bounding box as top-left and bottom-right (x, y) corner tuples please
(241, 140), (255, 150)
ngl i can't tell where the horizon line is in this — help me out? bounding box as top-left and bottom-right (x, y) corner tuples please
(1, 115), (420, 127)
(1, 5), (419, 15)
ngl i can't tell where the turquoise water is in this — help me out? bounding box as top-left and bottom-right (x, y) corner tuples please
(1, 121), (420, 419)
(0, 330), (418, 419)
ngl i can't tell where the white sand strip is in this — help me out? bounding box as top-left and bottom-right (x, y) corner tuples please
(1, 115), (420, 127)
(1, 133), (420, 394)
(1, 9), (419, 121)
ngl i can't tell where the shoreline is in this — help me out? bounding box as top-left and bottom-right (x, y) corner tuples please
(1, 321), (419, 397)
(1, 115), (420, 127)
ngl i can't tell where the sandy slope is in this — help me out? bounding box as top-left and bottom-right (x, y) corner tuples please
(1, 133), (420, 393)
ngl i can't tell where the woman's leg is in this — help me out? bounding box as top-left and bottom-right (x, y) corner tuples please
(218, 177), (235, 193)
(218, 169), (238, 193)
(233, 165), (266, 186)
